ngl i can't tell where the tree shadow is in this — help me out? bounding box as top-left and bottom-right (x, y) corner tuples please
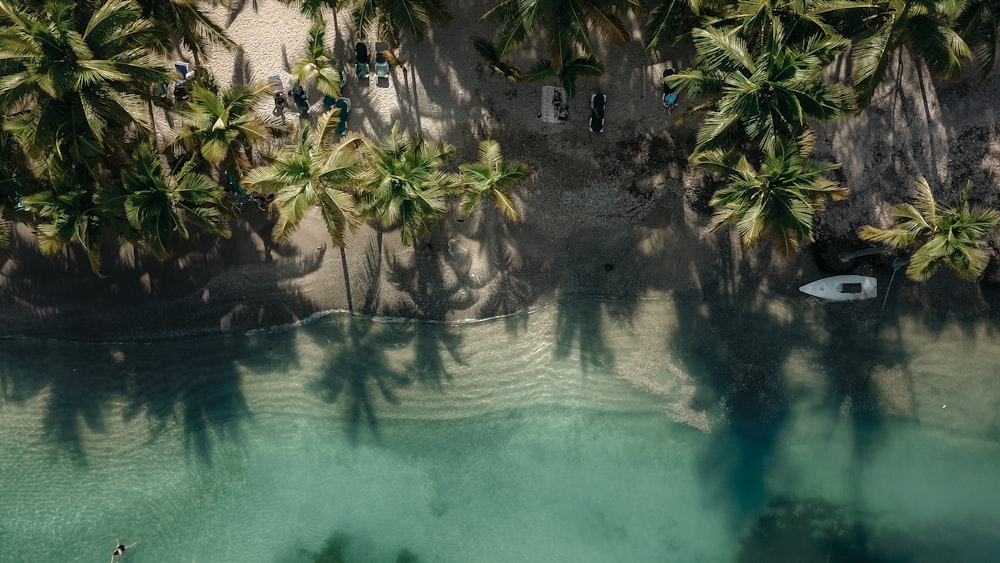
(382, 241), (469, 387)
(119, 335), (253, 464)
(276, 529), (425, 563)
(0, 209), (323, 462)
(737, 494), (1000, 562)
(669, 238), (807, 522)
(0, 331), (268, 465)
(0, 209), (323, 339)
(307, 315), (412, 444)
(737, 495), (893, 563)
(813, 301), (912, 480)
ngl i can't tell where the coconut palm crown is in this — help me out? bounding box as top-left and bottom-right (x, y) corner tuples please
(291, 17), (342, 97)
(483, 0), (638, 93)
(105, 142), (231, 259)
(352, 0), (452, 48)
(243, 113), (362, 246)
(355, 123), (460, 246)
(134, 0), (237, 63)
(697, 135), (848, 255)
(670, 24), (856, 155)
(170, 81), (274, 172)
(850, 0), (971, 105)
(459, 139), (534, 222)
(859, 177), (999, 280)
(0, 0), (168, 165)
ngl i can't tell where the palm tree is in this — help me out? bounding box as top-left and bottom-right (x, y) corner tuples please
(957, 0), (1000, 79)
(277, 0), (346, 19)
(483, 0), (638, 84)
(18, 183), (105, 270)
(356, 123), (459, 246)
(458, 139), (534, 222)
(0, 0), (168, 165)
(523, 50), (604, 99)
(170, 81), (274, 173)
(291, 17), (342, 98)
(103, 143), (231, 259)
(859, 177), (999, 280)
(243, 113), (361, 246)
(642, 0), (704, 57)
(472, 36), (522, 81)
(242, 113), (362, 308)
(706, 0), (838, 45)
(696, 135), (848, 255)
(849, 0), (971, 105)
(134, 0), (237, 65)
(352, 0), (452, 48)
(670, 25), (855, 154)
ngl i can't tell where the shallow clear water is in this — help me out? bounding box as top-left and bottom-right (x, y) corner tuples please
(2, 296), (1000, 562)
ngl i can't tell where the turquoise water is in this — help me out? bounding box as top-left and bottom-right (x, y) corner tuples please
(2, 296), (1000, 562)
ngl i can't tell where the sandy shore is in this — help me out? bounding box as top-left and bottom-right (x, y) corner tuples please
(2, 1), (999, 339)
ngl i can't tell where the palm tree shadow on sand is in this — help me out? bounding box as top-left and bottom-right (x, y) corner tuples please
(0, 212), (322, 464)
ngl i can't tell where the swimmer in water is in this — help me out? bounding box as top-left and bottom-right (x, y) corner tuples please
(111, 541), (137, 562)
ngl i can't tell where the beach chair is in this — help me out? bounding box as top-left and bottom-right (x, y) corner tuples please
(662, 68), (678, 113)
(539, 86), (567, 123)
(374, 42), (390, 85)
(375, 52), (390, 78)
(333, 97), (350, 135)
(589, 93), (606, 133)
(355, 43), (370, 79)
(172, 61), (194, 102)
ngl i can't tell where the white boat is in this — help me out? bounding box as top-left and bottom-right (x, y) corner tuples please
(799, 275), (877, 301)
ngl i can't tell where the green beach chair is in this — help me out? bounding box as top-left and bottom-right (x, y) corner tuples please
(333, 97), (350, 135)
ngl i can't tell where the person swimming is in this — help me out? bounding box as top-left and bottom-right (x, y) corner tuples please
(111, 541), (136, 562)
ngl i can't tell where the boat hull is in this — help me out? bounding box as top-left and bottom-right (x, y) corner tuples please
(799, 275), (877, 301)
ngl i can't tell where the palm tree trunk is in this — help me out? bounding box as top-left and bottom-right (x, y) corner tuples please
(146, 98), (158, 149)
(340, 245), (354, 312)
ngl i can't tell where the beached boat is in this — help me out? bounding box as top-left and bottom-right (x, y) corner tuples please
(799, 275), (877, 301)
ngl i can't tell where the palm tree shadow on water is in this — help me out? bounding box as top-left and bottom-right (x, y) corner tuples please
(670, 236), (917, 557)
(669, 240), (807, 522)
(275, 529), (425, 563)
(0, 218), (322, 464)
(737, 493), (1000, 562)
(119, 336), (256, 464)
(0, 333), (268, 466)
(306, 235), (465, 442)
(308, 316), (412, 444)
(814, 300), (912, 504)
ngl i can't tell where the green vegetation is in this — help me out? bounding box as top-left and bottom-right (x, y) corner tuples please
(291, 17), (342, 98)
(697, 135), (847, 255)
(459, 139), (534, 222)
(0, 0), (997, 279)
(860, 178), (1000, 280)
(481, 0), (637, 97)
(355, 123), (459, 247)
